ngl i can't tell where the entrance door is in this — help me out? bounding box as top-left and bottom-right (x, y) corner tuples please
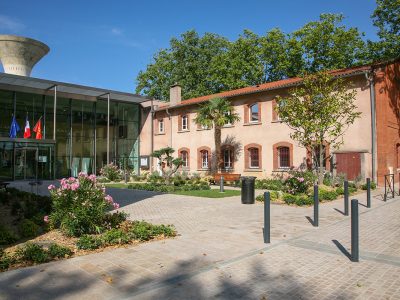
(14, 148), (38, 180)
(335, 152), (361, 180)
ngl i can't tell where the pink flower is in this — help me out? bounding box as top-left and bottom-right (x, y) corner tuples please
(105, 195), (114, 204)
(71, 183), (80, 191)
(113, 203), (120, 209)
(43, 215), (49, 223)
(298, 177), (305, 182)
(88, 174), (97, 182)
(48, 184), (56, 190)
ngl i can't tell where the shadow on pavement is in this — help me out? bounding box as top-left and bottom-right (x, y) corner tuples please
(106, 187), (163, 208)
(305, 216), (315, 226)
(332, 239), (352, 261)
(333, 208), (346, 215)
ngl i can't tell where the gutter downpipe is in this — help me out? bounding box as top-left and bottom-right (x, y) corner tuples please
(150, 99), (155, 172)
(365, 70), (377, 182)
(166, 107), (172, 148)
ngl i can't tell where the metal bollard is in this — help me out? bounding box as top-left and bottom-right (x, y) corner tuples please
(344, 180), (349, 216)
(264, 192), (270, 244)
(367, 178), (371, 208)
(351, 199), (359, 262)
(314, 185), (319, 227)
(220, 176), (224, 193)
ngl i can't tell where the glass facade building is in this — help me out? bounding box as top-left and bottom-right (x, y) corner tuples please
(0, 75), (144, 181)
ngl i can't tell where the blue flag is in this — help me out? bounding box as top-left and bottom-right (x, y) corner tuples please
(9, 115), (21, 138)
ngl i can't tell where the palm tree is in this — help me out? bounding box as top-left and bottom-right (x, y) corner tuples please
(194, 98), (240, 173)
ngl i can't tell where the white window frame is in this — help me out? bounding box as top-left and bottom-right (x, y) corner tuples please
(249, 148), (259, 168)
(181, 150), (188, 168)
(223, 148), (233, 169)
(158, 118), (164, 133)
(182, 115), (188, 131)
(201, 150), (209, 169)
(249, 103), (259, 123)
(224, 111), (232, 126)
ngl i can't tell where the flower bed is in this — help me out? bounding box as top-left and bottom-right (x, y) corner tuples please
(0, 173), (176, 272)
(128, 182), (210, 193)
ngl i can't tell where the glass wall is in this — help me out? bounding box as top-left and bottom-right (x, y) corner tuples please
(0, 88), (140, 180)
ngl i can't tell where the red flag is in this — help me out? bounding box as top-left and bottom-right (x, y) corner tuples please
(33, 118), (42, 140)
(23, 115), (31, 138)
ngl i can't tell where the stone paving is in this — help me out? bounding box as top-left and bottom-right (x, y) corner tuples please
(1, 183), (400, 299)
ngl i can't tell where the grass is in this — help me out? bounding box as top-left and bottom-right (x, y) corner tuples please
(105, 183), (130, 188)
(172, 189), (241, 198)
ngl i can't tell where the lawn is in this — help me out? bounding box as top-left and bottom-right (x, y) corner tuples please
(173, 189), (241, 198)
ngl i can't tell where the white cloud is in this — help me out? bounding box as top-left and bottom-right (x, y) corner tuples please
(0, 15), (25, 32)
(110, 27), (123, 36)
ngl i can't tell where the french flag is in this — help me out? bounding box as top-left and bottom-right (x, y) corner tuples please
(24, 115), (31, 138)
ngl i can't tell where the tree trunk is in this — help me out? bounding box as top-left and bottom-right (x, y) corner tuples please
(318, 143), (324, 184)
(213, 126), (222, 174)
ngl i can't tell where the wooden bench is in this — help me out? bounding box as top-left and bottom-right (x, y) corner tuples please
(214, 173), (241, 183)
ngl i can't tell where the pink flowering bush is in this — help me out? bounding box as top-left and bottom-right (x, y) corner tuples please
(48, 172), (123, 237)
(284, 170), (316, 195)
(100, 163), (122, 182)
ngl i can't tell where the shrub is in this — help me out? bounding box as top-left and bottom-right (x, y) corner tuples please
(295, 195), (313, 206)
(148, 172), (163, 184)
(48, 244), (73, 258)
(336, 187), (344, 195)
(282, 193), (297, 205)
(255, 179), (283, 191)
(129, 221), (175, 241)
(102, 228), (131, 246)
(128, 182), (209, 193)
(361, 181), (377, 190)
(256, 191), (280, 202)
(18, 219), (40, 238)
(49, 173), (121, 237)
(103, 211), (128, 230)
(323, 173), (334, 186)
(100, 163), (122, 181)
(334, 173), (346, 187)
(76, 235), (103, 250)
(0, 252), (14, 271)
(16, 243), (49, 263)
(318, 189), (338, 201)
(284, 170), (316, 195)
(0, 225), (17, 245)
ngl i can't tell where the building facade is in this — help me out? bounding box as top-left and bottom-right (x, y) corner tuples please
(141, 59), (400, 185)
(0, 73), (146, 181)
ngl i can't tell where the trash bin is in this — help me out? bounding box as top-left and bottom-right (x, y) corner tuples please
(241, 176), (256, 204)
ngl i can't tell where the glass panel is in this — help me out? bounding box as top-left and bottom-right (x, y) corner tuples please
(250, 104), (259, 122)
(0, 90), (14, 137)
(0, 141), (13, 180)
(279, 147), (290, 168)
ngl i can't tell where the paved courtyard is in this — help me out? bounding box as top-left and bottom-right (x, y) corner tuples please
(1, 183), (400, 299)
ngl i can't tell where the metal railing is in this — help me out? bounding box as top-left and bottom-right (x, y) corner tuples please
(384, 174), (395, 201)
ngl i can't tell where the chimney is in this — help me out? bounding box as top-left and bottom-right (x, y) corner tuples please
(169, 83), (181, 106)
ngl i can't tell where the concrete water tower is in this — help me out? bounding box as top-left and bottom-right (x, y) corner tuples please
(0, 35), (49, 77)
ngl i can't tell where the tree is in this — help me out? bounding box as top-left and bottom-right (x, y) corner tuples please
(194, 98), (240, 173)
(151, 147), (183, 185)
(291, 14), (368, 74)
(275, 72), (361, 184)
(369, 0), (400, 61)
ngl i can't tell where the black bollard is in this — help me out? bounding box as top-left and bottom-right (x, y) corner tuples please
(264, 192), (270, 244)
(220, 176), (224, 193)
(367, 178), (371, 208)
(344, 180), (349, 216)
(351, 199), (359, 262)
(314, 185), (319, 227)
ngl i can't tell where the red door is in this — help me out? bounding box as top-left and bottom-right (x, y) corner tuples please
(335, 152), (361, 180)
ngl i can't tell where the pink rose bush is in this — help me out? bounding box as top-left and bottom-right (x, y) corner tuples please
(48, 172), (122, 237)
(284, 170), (316, 195)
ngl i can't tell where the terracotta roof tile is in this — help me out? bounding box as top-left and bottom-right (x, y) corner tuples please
(157, 64), (371, 111)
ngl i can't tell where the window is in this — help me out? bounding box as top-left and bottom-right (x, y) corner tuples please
(224, 111), (232, 126)
(249, 104), (259, 122)
(313, 145), (327, 169)
(201, 124), (209, 130)
(223, 148), (233, 169)
(181, 115), (188, 130)
(278, 146), (290, 168)
(180, 150), (189, 168)
(158, 118), (164, 133)
(201, 150), (209, 168)
(249, 148), (259, 168)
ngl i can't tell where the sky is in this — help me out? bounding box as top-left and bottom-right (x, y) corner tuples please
(0, 0), (379, 94)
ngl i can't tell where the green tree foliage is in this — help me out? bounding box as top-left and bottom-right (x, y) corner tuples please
(151, 147), (183, 184)
(275, 72), (361, 184)
(136, 14), (368, 100)
(369, 0), (400, 61)
(194, 98), (240, 172)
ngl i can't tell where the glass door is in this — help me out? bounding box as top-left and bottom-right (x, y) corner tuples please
(14, 148), (38, 180)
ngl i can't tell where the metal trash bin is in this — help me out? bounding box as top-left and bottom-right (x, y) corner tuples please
(241, 176), (256, 204)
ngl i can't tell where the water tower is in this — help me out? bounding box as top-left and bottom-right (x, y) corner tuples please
(0, 35), (49, 77)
